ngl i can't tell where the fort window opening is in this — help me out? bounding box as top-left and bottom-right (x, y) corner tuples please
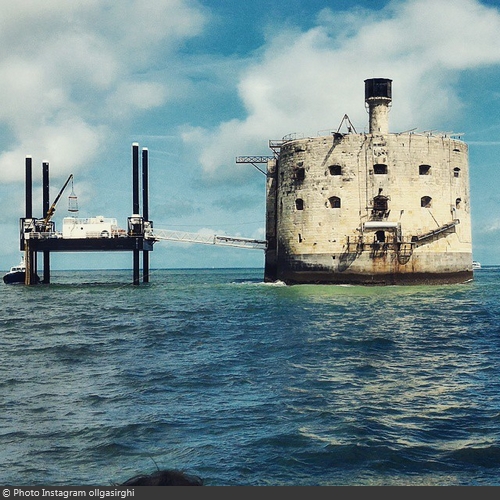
(328, 196), (341, 208)
(454, 167), (461, 178)
(295, 198), (304, 210)
(294, 167), (305, 181)
(419, 164), (431, 175)
(373, 163), (387, 174)
(329, 165), (342, 176)
(373, 195), (388, 211)
(421, 196), (432, 208)
(375, 230), (385, 243)
(456, 198), (461, 209)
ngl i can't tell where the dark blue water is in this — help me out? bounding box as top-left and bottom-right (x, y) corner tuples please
(1, 267), (500, 486)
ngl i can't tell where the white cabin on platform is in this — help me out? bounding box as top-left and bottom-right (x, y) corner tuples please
(62, 216), (126, 239)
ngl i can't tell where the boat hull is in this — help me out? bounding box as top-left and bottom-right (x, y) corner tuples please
(3, 271), (26, 284)
(3, 271), (40, 284)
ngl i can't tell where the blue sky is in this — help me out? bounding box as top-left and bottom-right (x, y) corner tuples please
(1, 0), (500, 271)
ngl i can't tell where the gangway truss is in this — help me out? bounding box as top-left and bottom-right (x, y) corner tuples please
(148, 228), (267, 250)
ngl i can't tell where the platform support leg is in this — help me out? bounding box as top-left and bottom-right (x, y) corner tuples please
(143, 251), (149, 283)
(43, 251), (50, 284)
(24, 243), (37, 285)
(133, 249), (140, 285)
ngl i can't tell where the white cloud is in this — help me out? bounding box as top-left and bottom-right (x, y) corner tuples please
(106, 82), (169, 118)
(0, 0), (207, 184)
(184, 0), (500, 179)
(477, 219), (500, 234)
(0, 119), (104, 182)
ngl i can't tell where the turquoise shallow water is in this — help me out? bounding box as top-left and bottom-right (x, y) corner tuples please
(1, 267), (500, 486)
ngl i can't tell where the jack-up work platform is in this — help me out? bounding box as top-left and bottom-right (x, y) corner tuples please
(21, 143), (154, 285)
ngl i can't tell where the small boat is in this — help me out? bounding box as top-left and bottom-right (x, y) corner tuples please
(2, 256), (40, 284)
(472, 260), (482, 270)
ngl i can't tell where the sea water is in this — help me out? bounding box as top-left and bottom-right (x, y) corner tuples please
(1, 267), (500, 486)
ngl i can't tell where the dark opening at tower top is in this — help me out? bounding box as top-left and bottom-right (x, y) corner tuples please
(364, 78), (392, 100)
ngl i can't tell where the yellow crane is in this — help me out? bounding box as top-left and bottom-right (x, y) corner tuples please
(41, 174), (76, 232)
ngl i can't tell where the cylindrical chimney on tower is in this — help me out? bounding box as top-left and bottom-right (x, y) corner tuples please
(364, 78), (392, 134)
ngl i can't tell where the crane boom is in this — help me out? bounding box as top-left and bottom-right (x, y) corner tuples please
(42, 174), (74, 230)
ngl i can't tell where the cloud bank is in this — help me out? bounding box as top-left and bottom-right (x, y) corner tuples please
(184, 0), (500, 181)
(0, 0), (206, 182)
(2, 0), (500, 186)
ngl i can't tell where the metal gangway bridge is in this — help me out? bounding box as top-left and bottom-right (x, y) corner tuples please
(147, 228), (267, 250)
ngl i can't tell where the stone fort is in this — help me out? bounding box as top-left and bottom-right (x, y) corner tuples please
(263, 78), (472, 285)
